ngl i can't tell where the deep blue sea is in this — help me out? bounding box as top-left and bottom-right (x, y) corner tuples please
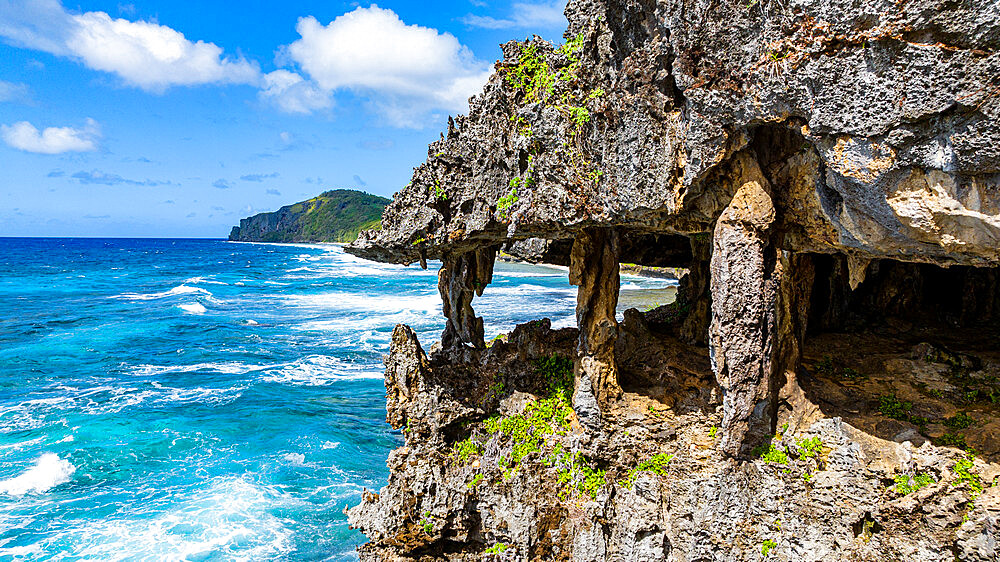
(0, 238), (674, 560)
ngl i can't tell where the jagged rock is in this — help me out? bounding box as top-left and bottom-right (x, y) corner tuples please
(348, 318), (999, 561)
(345, 0), (1000, 558)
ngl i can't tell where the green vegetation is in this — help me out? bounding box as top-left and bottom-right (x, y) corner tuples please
(503, 35), (604, 190)
(229, 189), (388, 243)
(796, 436), (823, 460)
(496, 187), (519, 220)
(451, 437), (483, 465)
(431, 179), (448, 201)
(944, 412), (974, 429)
(708, 426), (718, 440)
(752, 441), (789, 465)
(815, 356), (867, 381)
(420, 511), (433, 535)
(936, 432), (968, 450)
(484, 542), (510, 555)
(952, 456), (984, 500)
(620, 453), (674, 489)
(761, 539), (777, 557)
(877, 394), (927, 428)
(448, 354), (606, 500)
(468, 473), (483, 489)
(894, 472), (935, 494)
(536, 354), (574, 401)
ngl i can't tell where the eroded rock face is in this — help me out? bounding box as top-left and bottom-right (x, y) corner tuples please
(348, 318), (1000, 561)
(345, 0), (1000, 558)
(349, 0), (1000, 268)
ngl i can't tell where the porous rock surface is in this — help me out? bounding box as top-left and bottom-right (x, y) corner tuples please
(345, 0), (1000, 559)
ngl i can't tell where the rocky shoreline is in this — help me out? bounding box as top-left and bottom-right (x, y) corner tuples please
(342, 0), (1000, 559)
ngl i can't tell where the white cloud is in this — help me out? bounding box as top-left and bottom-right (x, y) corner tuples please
(0, 80), (30, 103)
(260, 69), (331, 114)
(1, 2), (494, 126)
(0, 0), (259, 92)
(462, 1), (567, 30)
(276, 6), (491, 124)
(1, 118), (99, 154)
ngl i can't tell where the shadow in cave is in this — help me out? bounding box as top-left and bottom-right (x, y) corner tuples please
(796, 254), (1000, 461)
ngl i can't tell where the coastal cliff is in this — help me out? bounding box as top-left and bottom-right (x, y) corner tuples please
(344, 0), (1000, 559)
(228, 189), (387, 243)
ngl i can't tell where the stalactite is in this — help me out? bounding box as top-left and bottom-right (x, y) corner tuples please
(439, 247), (497, 349)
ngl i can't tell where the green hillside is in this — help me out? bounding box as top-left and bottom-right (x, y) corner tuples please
(229, 189), (389, 243)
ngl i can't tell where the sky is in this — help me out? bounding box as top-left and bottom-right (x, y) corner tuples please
(0, 0), (569, 237)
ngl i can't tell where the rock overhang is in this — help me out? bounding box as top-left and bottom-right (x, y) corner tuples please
(345, 0), (1000, 270)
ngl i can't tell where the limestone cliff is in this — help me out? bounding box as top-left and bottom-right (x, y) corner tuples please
(344, 0), (1000, 559)
(228, 189), (387, 243)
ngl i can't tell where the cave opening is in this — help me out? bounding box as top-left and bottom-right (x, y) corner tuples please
(794, 253), (1000, 461)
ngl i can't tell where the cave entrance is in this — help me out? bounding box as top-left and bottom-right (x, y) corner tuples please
(796, 254), (1000, 461)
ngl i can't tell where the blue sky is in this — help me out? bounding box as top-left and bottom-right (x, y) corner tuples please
(0, 0), (568, 237)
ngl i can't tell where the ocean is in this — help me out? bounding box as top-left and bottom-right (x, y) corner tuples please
(0, 238), (675, 560)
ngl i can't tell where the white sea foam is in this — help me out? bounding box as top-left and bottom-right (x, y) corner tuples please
(129, 362), (257, 377)
(0, 544), (43, 558)
(0, 453), (76, 496)
(58, 477), (295, 560)
(0, 437), (44, 451)
(178, 303), (207, 314)
(321, 441), (340, 450)
(261, 355), (382, 386)
(282, 453), (307, 466)
(114, 285), (211, 301)
(284, 291), (440, 315)
(184, 276), (228, 285)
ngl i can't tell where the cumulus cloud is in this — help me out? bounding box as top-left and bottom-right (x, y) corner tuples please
(260, 69), (331, 114)
(0, 0), (259, 92)
(71, 169), (169, 186)
(1, 118), (99, 154)
(240, 172), (279, 182)
(271, 6), (491, 124)
(461, 0), (567, 30)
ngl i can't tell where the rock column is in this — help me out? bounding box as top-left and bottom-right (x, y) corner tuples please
(570, 228), (622, 427)
(439, 247), (496, 349)
(710, 154), (783, 457)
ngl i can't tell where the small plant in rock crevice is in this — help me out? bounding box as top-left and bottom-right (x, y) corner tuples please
(419, 511), (434, 535)
(796, 436), (823, 460)
(752, 441), (789, 465)
(761, 538), (777, 556)
(936, 432), (969, 450)
(447, 354), (604, 500)
(952, 456), (984, 500)
(944, 411), (974, 430)
(503, 33), (605, 191)
(877, 393), (928, 429)
(484, 542), (510, 555)
(619, 452), (674, 489)
(894, 472), (935, 494)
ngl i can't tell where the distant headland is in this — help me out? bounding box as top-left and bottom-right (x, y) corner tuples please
(228, 189), (388, 243)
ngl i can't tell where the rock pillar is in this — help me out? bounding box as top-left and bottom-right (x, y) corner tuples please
(439, 247), (496, 349)
(710, 154), (783, 457)
(569, 228), (622, 427)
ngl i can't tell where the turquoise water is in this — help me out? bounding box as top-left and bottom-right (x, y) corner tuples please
(0, 238), (674, 560)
